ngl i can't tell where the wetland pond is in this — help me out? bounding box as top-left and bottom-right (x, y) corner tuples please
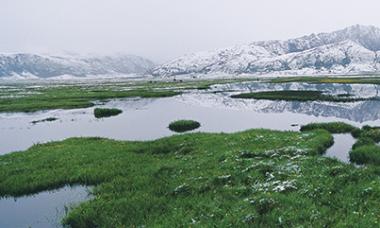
(0, 185), (91, 228)
(1, 81), (380, 227)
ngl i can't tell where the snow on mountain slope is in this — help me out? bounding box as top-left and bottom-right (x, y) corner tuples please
(0, 53), (154, 78)
(250, 40), (378, 73)
(152, 44), (274, 76)
(152, 25), (380, 77)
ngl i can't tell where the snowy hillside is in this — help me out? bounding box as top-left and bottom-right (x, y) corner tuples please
(152, 25), (380, 77)
(0, 53), (154, 79)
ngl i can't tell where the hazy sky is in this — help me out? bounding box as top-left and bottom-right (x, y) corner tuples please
(1, 0), (380, 62)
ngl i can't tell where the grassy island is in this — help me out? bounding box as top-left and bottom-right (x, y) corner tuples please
(231, 90), (369, 102)
(300, 122), (359, 134)
(94, 108), (122, 118)
(168, 120), (201, 132)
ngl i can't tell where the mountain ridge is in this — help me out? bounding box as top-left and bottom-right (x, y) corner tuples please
(0, 53), (154, 79)
(152, 25), (380, 77)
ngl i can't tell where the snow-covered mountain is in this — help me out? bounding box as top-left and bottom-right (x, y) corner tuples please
(0, 53), (154, 79)
(152, 25), (380, 77)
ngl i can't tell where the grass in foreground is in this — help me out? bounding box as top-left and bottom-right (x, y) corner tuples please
(2, 129), (380, 227)
(231, 90), (368, 102)
(168, 120), (201, 132)
(94, 108), (122, 118)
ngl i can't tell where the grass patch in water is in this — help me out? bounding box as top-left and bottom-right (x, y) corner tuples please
(300, 122), (359, 134)
(231, 90), (367, 102)
(31, 117), (58, 124)
(94, 108), (122, 118)
(168, 120), (201, 133)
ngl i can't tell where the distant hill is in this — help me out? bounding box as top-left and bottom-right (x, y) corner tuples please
(152, 25), (380, 77)
(0, 53), (154, 79)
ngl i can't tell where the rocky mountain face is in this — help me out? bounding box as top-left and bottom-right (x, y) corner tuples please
(0, 53), (155, 78)
(152, 25), (380, 77)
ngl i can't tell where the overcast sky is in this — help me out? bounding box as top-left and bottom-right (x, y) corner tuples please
(1, 0), (380, 62)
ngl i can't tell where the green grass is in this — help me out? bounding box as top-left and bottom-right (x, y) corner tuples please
(297, 123), (380, 165)
(94, 108), (122, 118)
(350, 126), (380, 164)
(4, 75), (379, 113)
(300, 122), (359, 134)
(0, 130), (362, 227)
(0, 77), (261, 113)
(231, 90), (368, 102)
(168, 120), (201, 133)
(350, 145), (380, 165)
(0, 86), (180, 113)
(352, 137), (376, 150)
(3, 129), (380, 227)
(358, 126), (380, 142)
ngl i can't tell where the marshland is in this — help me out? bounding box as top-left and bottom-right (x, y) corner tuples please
(2, 76), (380, 227)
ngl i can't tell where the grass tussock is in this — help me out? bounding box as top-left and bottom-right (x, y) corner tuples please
(231, 90), (368, 102)
(94, 108), (122, 118)
(350, 125), (380, 165)
(168, 120), (201, 133)
(350, 145), (380, 165)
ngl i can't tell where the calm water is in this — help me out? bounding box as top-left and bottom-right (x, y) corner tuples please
(325, 134), (356, 163)
(2, 81), (380, 157)
(0, 81), (379, 227)
(0, 185), (90, 228)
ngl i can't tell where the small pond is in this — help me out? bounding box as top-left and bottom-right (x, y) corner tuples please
(0, 185), (91, 228)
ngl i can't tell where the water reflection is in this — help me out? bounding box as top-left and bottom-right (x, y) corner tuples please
(181, 81), (380, 123)
(212, 81), (380, 98)
(182, 92), (380, 123)
(2, 82), (380, 155)
(1, 96), (361, 155)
